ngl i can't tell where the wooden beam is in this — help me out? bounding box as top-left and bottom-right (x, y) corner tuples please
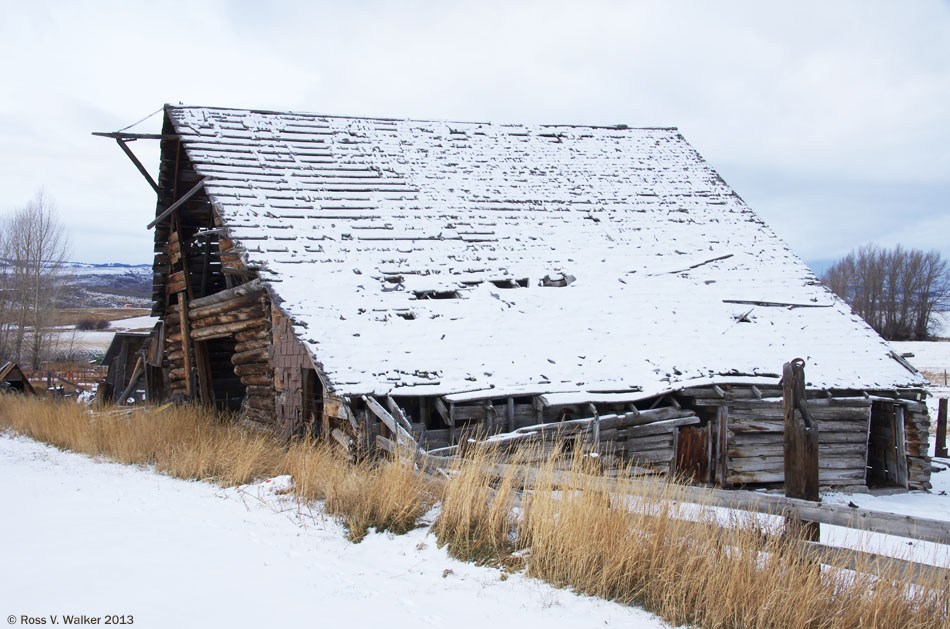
(783, 358), (820, 542)
(384, 396), (414, 434)
(93, 131), (178, 141)
(364, 395), (419, 450)
(117, 356), (146, 404)
(147, 179), (206, 230)
(115, 139), (159, 193)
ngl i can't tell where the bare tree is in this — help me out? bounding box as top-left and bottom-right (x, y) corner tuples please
(0, 190), (71, 367)
(823, 244), (949, 341)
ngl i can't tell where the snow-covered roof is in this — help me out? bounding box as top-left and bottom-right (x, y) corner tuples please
(166, 105), (926, 398)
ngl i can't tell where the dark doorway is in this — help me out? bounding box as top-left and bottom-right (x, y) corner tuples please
(301, 368), (324, 436)
(204, 337), (246, 411)
(866, 402), (908, 488)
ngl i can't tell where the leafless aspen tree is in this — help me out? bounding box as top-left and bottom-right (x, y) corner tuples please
(822, 244), (949, 341)
(0, 190), (71, 367)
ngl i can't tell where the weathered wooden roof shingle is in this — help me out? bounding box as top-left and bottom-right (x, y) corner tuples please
(166, 104), (925, 398)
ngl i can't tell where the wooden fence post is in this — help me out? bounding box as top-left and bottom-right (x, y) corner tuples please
(783, 358), (820, 542)
(936, 398), (948, 459)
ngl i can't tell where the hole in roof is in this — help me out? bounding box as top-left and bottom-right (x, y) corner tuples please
(490, 278), (529, 289)
(412, 290), (461, 300)
(540, 273), (575, 287)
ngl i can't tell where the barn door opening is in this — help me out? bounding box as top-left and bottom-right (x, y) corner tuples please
(301, 367), (324, 436)
(203, 337), (246, 411)
(866, 402), (908, 488)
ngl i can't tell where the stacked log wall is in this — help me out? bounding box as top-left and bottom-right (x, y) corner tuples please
(904, 401), (932, 490)
(721, 397), (872, 487)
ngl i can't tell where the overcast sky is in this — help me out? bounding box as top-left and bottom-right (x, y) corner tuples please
(1, 0), (948, 270)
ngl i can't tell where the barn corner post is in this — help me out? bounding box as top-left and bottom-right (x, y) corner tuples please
(783, 358), (820, 542)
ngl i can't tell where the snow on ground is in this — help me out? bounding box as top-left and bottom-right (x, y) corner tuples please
(0, 433), (663, 629)
(892, 340), (950, 384)
(54, 315), (159, 355)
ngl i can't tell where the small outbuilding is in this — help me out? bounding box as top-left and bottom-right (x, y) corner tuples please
(0, 361), (36, 395)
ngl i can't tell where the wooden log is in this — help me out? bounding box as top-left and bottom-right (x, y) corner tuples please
(190, 318), (265, 341)
(234, 338), (270, 353)
(234, 328), (268, 343)
(240, 374), (273, 386)
(231, 348), (269, 366)
(166, 276), (186, 295)
(245, 385), (273, 398)
(234, 362), (270, 377)
(191, 305), (264, 328)
(245, 396), (273, 412)
(188, 278), (264, 309)
(188, 293), (262, 320)
(168, 367), (185, 382)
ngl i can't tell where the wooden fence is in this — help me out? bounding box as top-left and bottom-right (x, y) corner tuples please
(24, 367), (108, 393)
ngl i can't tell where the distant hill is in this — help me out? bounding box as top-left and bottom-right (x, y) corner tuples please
(58, 262), (152, 308)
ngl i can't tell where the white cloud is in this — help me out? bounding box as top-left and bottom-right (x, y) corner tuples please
(1, 0), (947, 264)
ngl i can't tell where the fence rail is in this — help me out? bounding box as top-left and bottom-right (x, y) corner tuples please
(24, 368), (108, 392)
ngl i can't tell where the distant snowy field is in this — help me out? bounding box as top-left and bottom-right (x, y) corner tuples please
(892, 339), (950, 384)
(55, 314), (159, 355)
(0, 433), (664, 629)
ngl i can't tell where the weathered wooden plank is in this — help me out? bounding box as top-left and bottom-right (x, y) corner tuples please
(731, 455), (867, 473)
(729, 408), (870, 421)
(620, 433), (676, 452)
(729, 443), (867, 458)
(729, 420), (868, 434)
(364, 395), (418, 449)
(618, 416), (699, 439)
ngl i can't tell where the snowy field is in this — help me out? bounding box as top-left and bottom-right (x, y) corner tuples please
(54, 314), (159, 355)
(892, 339), (950, 385)
(0, 433), (664, 629)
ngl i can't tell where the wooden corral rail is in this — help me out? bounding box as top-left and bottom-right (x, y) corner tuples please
(406, 451), (950, 585)
(379, 413), (950, 586)
(25, 368), (108, 392)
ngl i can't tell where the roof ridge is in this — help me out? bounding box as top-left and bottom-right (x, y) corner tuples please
(164, 103), (676, 132)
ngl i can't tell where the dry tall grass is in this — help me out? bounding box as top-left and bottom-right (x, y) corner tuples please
(4, 396), (948, 627)
(0, 396), (433, 540)
(436, 446), (950, 629)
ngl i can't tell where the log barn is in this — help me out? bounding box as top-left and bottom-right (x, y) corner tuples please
(98, 104), (932, 491)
